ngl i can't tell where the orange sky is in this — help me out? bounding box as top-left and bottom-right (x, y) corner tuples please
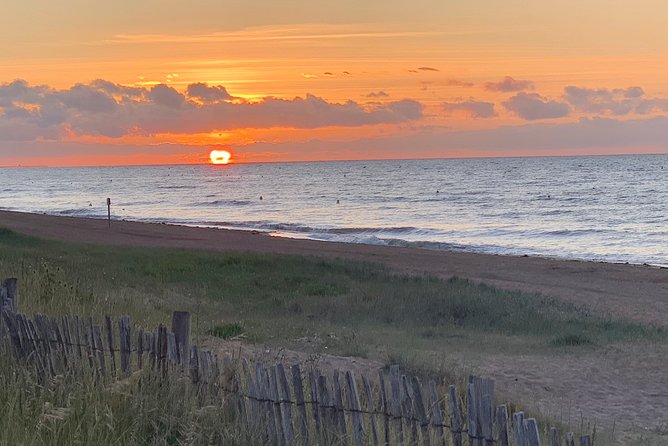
(2, 0), (668, 166)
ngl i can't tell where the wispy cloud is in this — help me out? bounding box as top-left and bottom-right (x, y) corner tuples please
(485, 76), (534, 92)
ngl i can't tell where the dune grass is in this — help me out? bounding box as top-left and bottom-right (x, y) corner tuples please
(0, 226), (661, 353)
(0, 226), (665, 445)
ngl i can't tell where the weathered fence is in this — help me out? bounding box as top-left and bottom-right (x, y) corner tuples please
(0, 278), (594, 445)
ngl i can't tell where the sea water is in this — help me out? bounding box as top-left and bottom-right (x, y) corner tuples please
(1, 154), (667, 266)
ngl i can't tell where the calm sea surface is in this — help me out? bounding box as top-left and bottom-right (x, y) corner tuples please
(1, 155), (667, 266)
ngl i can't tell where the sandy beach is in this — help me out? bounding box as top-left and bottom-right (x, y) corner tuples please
(1, 209), (667, 327)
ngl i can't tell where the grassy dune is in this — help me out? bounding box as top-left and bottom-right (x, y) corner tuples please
(0, 227), (663, 444)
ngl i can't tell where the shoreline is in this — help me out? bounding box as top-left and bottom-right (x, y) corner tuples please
(1, 209), (667, 326)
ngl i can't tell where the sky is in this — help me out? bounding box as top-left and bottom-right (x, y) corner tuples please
(2, 0), (668, 166)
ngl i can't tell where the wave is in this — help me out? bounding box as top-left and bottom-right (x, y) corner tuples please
(197, 199), (253, 207)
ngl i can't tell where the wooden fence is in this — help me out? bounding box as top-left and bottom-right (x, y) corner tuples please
(0, 278), (594, 445)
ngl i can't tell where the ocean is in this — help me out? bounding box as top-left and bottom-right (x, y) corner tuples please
(1, 154), (667, 266)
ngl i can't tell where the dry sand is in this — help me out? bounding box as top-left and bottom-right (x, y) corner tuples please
(2, 210), (668, 441)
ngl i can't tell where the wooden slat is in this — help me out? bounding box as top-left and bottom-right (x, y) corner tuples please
(467, 382), (479, 446)
(402, 375), (418, 445)
(171, 311), (191, 368)
(428, 381), (447, 446)
(291, 364), (310, 444)
(496, 405), (510, 446)
(411, 376), (431, 446)
(346, 370), (365, 446)
(513, 412), (526, 446)
(481, 394), (494, 446)
(276, 363), (294, 445)
(333, 370), (349, 444)
(269, 366), (285, 445)
(309, 369), (321, 433)
(118, 316), (131, 373)
(579, 435), (592, 446)
(550, 427), (560, 446)
(565, 432), (575, 446)
(390, 365), (404, 445)
(318, 373), (335, 440)
(105, 316), (116, 375)
(448, 384), (463, 446)
(93, 324), (106, 378)
(378, 370), (391, 446)
(524, 418), (541, 446)
(362, 373), (380, 446)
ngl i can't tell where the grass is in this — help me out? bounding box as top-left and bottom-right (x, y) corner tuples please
(0, 226), (665, 444)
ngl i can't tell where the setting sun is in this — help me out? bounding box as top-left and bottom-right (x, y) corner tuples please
(209, 149), (232, 165)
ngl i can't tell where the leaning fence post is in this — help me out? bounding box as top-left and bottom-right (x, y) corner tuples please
(390, 366), (404, 445)
(467, 382), (480, 446)
(171, 311), (191, 368)
(378, 369), (391, 446)
(105, 316), (116, 375)
(410, 376), (430, 446)
(333, 370), (349, 445)
(549, 427), (560, 446)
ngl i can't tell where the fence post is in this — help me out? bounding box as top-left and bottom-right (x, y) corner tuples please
(105, 316), (116, 375)
(346, 370), (365, 446)
(410, 376), (430, 446)
(362, 373), (380, 446)
(428, 381), (447, 446)
(549, 427), (560, 446)
(524, 418), (541, 446)
(579, 435), (592, 446)
(496, 405), (510, 446)
(402, 375), (419, 444)
(565, 432), (575, 446)
(467, 382), (480, 446)
(513, 412), (526, 446)
(2, 278), (18, 313)
(276, 364), (294, 445)
(448, 384), (463, 446)
(333, 370), (349, 444)
(171, 311), (191, 368)
(291, 364), (310, 444)
(118, 316), (131, 373)
(308, 369), (321, 434)
(390, 366), (404, 445)
(378, 369), (391, 446)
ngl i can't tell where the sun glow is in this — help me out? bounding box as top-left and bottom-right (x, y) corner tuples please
(209, 149), (232, 165)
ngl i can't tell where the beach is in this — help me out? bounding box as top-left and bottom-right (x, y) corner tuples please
(2, 209), (667, 327)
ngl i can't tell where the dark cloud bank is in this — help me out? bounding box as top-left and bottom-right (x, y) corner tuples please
(0, 79), (423, 141)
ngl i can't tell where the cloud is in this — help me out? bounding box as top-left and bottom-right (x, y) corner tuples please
(186, 83), (232, 103)
(442, 99), (496, 118)
(0, 79), (424, 141)
(503, 92), (570, 120)
(446, 79), (474, 87)
(147, 84), (185, 109)
(636, 98), (668, 114)
(564, 86), (649, 116)
(366, 91), (389, 98)
(241, 116), (668, 156)
(485, 76), (534, 92)
(418, 67), (439, 72)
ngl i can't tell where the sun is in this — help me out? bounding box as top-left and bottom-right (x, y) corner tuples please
(209, 149), (232, 165)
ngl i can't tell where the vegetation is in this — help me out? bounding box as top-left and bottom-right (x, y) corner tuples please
(0, 227), (664, 444)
